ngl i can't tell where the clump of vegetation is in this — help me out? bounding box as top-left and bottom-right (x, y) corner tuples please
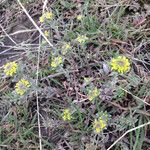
(0, 0), (150, 149)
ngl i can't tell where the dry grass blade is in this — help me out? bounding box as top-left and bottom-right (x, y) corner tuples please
(0, 24), (17, 45)
(17, 0), (53, 48)
(107, 121), (150, 150)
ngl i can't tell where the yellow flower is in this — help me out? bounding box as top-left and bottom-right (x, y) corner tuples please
(62, 109), (72, 121)
(61, 43), (71, 55)
(84, 77), (92, 84)
(51, 56), (63, 68)
(39, 11), (53, 23)
(45, 12), (53, 20)
(110, 56), (130, 74)
(93, 117), (107, 133)
(39, 15), (45, 23)
(77, 15), (83, 20)
(44, 30), (49, 37)
(3, 62), (18, 76)
(88, 87), (100, 101)
(15, 79), (30, 95)
(76, 35), (88, 44)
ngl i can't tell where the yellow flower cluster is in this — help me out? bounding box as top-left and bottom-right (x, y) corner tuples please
(88, 87), (100, 101)
(39, 12), (53, 23)
(15, 79), (30, 95)
(84, 77), (92, 85)
(62, 109), (72, 121)
(76, 35), (88, 44)
(3, 62), (18, 76)
(61, 43), (71, 55)
(93, 116), (107, 133)
(44, 30), (49, 37)
(77, 15), (83, 20)
(51, 56), (63, 68)
(111, 56), (130, 74)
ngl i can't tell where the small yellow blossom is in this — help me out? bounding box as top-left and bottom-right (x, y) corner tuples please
(45, 12), (53, 20)
(3, 62), (18, 76)
(93, 117), (107, 133)
(62, 109), (72, 121)
(51, 56), (63, 68)
(84, 77), (92, 84)
(15, 79), (30, 95)
(44, 30), (49, 37)
(61, 43), (71, 55)
(77, 15), (83, 20)
(39, 11), (53, 23)
(39, 15), (45, 23)
(110, 56), (130, 74)
(76, 35), (88, 44)
(88, 87), (100, 101)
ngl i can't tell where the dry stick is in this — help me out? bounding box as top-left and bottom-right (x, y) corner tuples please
(17, 0), (53, 48)
(0, 29), (39, 38)
(121, 87), (150, 106)
(42, 0), (48, 12)
(107, 121), (150, 150)
(34, 37), (42, 150)
(107, 101), (150, 117)
(32, 1), (47, 149)
(107, 101), (128, 111)
(0, 24), (17, 45)
(16, 1), (53, 150)
(41, 70), (78, 80)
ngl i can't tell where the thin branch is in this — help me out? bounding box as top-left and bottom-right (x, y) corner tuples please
(41, 70), (78, 80)
(0, 29), (39, 38)
(35, 40), (42, 150)
(17, 0), (53, 48)
(107, 121), (150, 150)
(121, 87), (150, 106)
(42, 0), (48, 12)
(0, 24), (17, 45)
(16, 1), (46, 149)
